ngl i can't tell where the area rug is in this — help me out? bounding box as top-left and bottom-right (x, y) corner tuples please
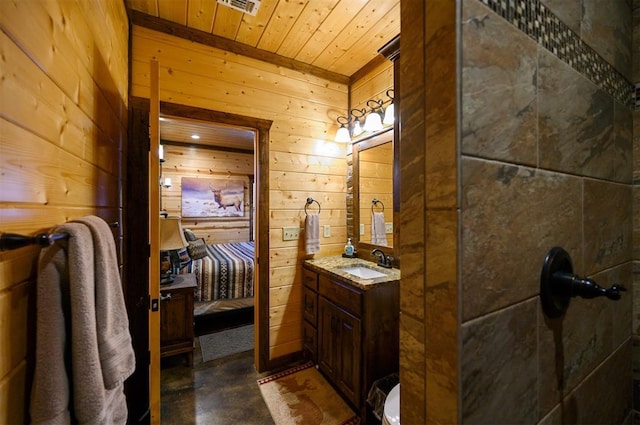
(199, 324), (254, 362)
(257, 362), (359, 425)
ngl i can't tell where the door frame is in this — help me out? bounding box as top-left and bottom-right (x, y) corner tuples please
(125, 99), (273, 377)
(158, 101), (272, 372)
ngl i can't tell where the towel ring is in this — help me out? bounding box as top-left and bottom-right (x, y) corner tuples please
(305, 197), (321, 215)
(371, 198), (385, 213)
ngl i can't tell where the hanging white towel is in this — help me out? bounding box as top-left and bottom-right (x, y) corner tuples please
(305, 213), (320, 255)
(372, 212), (388, 246)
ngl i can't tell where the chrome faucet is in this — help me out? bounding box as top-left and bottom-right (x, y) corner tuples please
(371, 249), (393, 268)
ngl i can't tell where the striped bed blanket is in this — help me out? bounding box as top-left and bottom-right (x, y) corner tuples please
(184, 241), (254, 302)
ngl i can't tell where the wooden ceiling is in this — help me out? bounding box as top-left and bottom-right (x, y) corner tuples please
(127, 0), (400, 151)
(160, 115), (255, 151)
(126, 0), (400, 77)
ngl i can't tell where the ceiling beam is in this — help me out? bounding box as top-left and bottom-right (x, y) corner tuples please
(129, 10), (350, 85)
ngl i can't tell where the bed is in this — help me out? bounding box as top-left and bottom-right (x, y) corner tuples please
(179, 237), (255, 317)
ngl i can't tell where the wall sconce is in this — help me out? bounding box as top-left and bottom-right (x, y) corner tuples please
(161, 177), (172, 189)
(334, 116), (352, 143)
(159, 144), (165, 162)
(383, 89), (394, 125)
(350, 108), (366, 138)
(363, 99), (384, 132)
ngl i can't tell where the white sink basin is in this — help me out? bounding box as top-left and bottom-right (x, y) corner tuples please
(339, 266), (388, 279)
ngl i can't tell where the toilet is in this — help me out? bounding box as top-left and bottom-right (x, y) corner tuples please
(382, 384), (400, 425)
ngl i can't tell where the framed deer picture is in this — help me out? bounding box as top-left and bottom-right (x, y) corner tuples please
(181, 177), (244, 218)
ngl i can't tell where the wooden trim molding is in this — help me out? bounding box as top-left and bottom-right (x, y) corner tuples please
(129, 10), (350, 85)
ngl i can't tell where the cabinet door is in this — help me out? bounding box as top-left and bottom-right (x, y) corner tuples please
(318, 297), (362, 407)
(336, 307), (361, 406)
(303, 286), (318, 326)
(318, 298), (338, 378)
(160, 290), (190, 344)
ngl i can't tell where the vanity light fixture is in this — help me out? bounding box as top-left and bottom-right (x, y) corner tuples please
(383, 89), (395, 125)
(363, 99), (384, 132)
(334, 116), (352, 143)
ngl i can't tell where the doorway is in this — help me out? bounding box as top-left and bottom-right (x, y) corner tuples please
(124, 99), (272, 421)
(157, 101), (272, 373)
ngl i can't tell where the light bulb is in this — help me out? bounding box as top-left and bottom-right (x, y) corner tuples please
(383, 103), (394, 125)
(352, 119), (363, 137)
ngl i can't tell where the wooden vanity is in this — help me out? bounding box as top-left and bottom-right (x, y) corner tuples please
(302, 257), (400, 422)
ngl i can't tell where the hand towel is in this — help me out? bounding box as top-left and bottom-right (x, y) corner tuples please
(371, 212), (388, 246)
(31, 217), (134, 425)
(305, 214), (320, 255)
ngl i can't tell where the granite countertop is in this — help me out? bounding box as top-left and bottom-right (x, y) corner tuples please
(304, 256), (400, 290)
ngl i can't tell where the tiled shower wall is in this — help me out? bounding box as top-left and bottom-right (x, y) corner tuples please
(461, 0), (633, 422)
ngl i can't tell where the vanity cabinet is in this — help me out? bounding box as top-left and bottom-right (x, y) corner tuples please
(302, 263), (399, 420)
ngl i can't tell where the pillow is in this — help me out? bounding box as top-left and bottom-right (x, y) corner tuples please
(187, 238), (208, 260)
(183, 228), (198, 242)
(177, 247), (191, 265)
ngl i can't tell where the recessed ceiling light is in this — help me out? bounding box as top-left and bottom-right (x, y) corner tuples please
(191, 134), (200, 140)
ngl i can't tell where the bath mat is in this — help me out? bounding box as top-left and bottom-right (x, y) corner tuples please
(199, 324), (254, 362)
(257, 362), (359, 425)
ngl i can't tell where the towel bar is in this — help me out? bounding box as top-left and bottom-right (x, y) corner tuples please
(304, 197), (321, 215)
(0, 221), (119, 252)
(371, 198), (385, 213)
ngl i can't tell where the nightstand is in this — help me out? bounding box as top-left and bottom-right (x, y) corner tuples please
(160, 273), (197, 365)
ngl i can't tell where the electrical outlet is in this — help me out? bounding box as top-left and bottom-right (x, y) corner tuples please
(282, 227), (300, 241)
(323, 225), (331, 237)
(360, 223), (365, 235)
(385, 222), (393, 234)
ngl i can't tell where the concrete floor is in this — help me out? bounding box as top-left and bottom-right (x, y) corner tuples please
(160, 340), (275, 425)
(161, 308), (275, 425)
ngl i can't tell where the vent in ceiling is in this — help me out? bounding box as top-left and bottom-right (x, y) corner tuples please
(217, 0), (261, 16)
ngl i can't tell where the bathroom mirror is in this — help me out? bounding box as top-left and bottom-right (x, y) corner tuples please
(352, 127), (397, 261)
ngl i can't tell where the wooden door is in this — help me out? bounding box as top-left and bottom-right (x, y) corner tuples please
(124, 100), (151, 422)
(148, 59), (162, 424)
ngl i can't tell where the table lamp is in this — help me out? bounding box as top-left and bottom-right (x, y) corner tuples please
(160, 216), (188, 284)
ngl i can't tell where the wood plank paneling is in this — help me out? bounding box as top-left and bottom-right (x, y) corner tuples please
(275, 0), (341, 58)
(187, 0), (217, 32)
(257, 0), (309, 52)
(350, 59), (394, 112)
(235, 0), (278, 47)
(0, 1), (129, 422)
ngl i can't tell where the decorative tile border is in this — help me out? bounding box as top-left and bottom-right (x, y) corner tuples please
(477, 0), (634, 108)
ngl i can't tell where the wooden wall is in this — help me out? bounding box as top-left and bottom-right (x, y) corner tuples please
(0, 1), (129, 423)
(161, 143), (254, 243)
(131, 25), (348, 360)
(350, 59), (394, 112)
